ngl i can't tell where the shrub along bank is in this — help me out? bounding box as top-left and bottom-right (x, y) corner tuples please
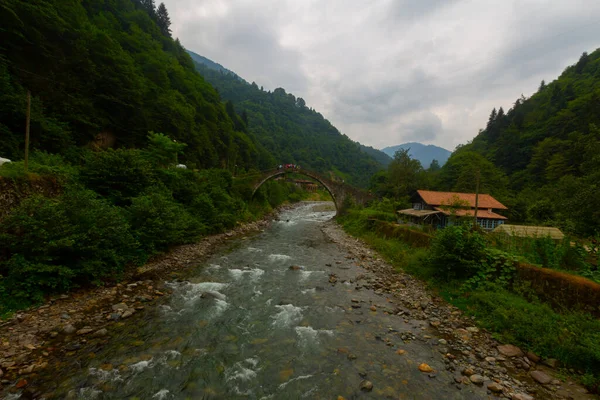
(337, 202), (600, 392)
(0, 136), (318, 316)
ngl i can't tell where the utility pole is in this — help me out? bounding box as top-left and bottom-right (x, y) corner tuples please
(473, 169), (480, 229)
(24, 90), (31, 171)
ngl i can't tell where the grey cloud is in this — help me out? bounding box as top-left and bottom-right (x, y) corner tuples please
(387, 0), (460, 20)
(395, 112), (443, 142)
(163, 0), (600, 151)
(170, 0), (308, 93)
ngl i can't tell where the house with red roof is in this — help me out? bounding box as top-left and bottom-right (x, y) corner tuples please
(397, 190), (508, 230)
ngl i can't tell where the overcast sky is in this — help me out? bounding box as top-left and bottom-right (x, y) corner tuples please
(162, 0), (600, 151)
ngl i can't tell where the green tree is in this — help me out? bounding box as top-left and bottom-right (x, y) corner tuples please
(387, 148), (425, 198)
(428, 159), (441, 172)
(156, 2), (171, 37)
(145, 131), (186, 167)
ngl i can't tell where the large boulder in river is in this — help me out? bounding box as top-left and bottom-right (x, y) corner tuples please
(201, 291), (226, 301)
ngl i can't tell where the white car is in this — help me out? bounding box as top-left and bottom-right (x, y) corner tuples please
(0, 157), (11, 166)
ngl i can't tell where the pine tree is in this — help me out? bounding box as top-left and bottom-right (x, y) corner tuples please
(486, 107), (497, 129)
(139, 0), (156, 18)
(538, 80), (546, 91)
(156, 3), (172, 37)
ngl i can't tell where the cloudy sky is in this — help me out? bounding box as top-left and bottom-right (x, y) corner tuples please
(162, 0), (600, 151)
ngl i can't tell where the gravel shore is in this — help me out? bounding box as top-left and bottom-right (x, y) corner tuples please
(321, 219), (596, 400)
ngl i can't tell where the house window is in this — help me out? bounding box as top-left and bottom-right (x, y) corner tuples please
(413, 203), (422, 210)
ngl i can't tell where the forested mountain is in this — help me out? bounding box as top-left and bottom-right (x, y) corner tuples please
(359, 144), (392, 166)
(437, 49), (600, 236)
(187, 50), (243, 81)
(0, 0), (271, 171)
(188, 52), (386, 187)
(381, 142), (451, 168)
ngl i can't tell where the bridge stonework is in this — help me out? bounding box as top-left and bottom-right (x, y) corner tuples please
(250, 169), (373, 213)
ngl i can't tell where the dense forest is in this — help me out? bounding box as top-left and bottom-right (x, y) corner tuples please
(0, 0), (272, 172)
(372, 48), (600, 237)
(189, 51), (387, 187)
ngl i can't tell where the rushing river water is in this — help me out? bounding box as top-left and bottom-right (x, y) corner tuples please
(26, 202), (489, 399)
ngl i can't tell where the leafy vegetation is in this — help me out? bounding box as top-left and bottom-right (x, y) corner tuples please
(0, 0), (271, 172)
(0, 141), (315, 316)
(445, 49), (600, 236)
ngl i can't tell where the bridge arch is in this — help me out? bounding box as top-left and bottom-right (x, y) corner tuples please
(251, 169), (338, 210)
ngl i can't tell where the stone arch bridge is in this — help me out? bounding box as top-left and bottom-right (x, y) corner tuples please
(246, 168), (373, 212)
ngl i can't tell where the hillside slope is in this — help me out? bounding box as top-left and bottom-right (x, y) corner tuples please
(0, 0), (270, 171)
(188, 51), (386, 187)
(439, 49), (600, 235)
(381, 142), (451, 167)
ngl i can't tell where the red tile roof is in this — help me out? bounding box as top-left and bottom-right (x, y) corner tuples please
(433, 207), (508, 220)
(417, 190), (507, 210)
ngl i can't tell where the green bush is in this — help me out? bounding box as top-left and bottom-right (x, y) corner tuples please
(0, 151), (78, 183)
(467, 285), (600, 381)
(126, 190), (205, 254)
(427, 225), (486, 280)
(144, 131), (186, 167)
(80, 149), (156, 205)
(463, 248), (518, 290)
(0, 188), (137, 307)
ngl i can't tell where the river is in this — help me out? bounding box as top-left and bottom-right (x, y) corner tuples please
(25, 202), (490, 399)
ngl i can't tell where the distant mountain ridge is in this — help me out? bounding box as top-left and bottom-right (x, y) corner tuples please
(381, 142), (451, 167)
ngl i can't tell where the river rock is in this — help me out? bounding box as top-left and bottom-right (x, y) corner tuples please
(122, 309), (135, 319)
(530, 370), (552, 384)
(63, 324), (76, 334)
(454, 329), (471, 341)
(15, 378), (28, 388)
(511, 393), (534, 400)
(92, 328), (108, 338)
(466, 326), (479, 333)
(112, 303), (128, 311)
(77, 327), (94, 335)
(19, 365), (34, 375)
(526, 351), (540, 363)
(418, 363), (433, 373)
(0, 368), (3, 377)
(497, 344), (523, 358)
(201, 291), (226, 301)
(470, 374), (485, 384)
(487, 382), (503, 393)
(359, 380), (373, 391)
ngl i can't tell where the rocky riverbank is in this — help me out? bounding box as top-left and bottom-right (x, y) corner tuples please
(321, 220), (596, 400)
(0, 206), (290, 398)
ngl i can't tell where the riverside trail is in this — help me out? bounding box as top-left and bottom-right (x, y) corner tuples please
(3, 202), (592, 399)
